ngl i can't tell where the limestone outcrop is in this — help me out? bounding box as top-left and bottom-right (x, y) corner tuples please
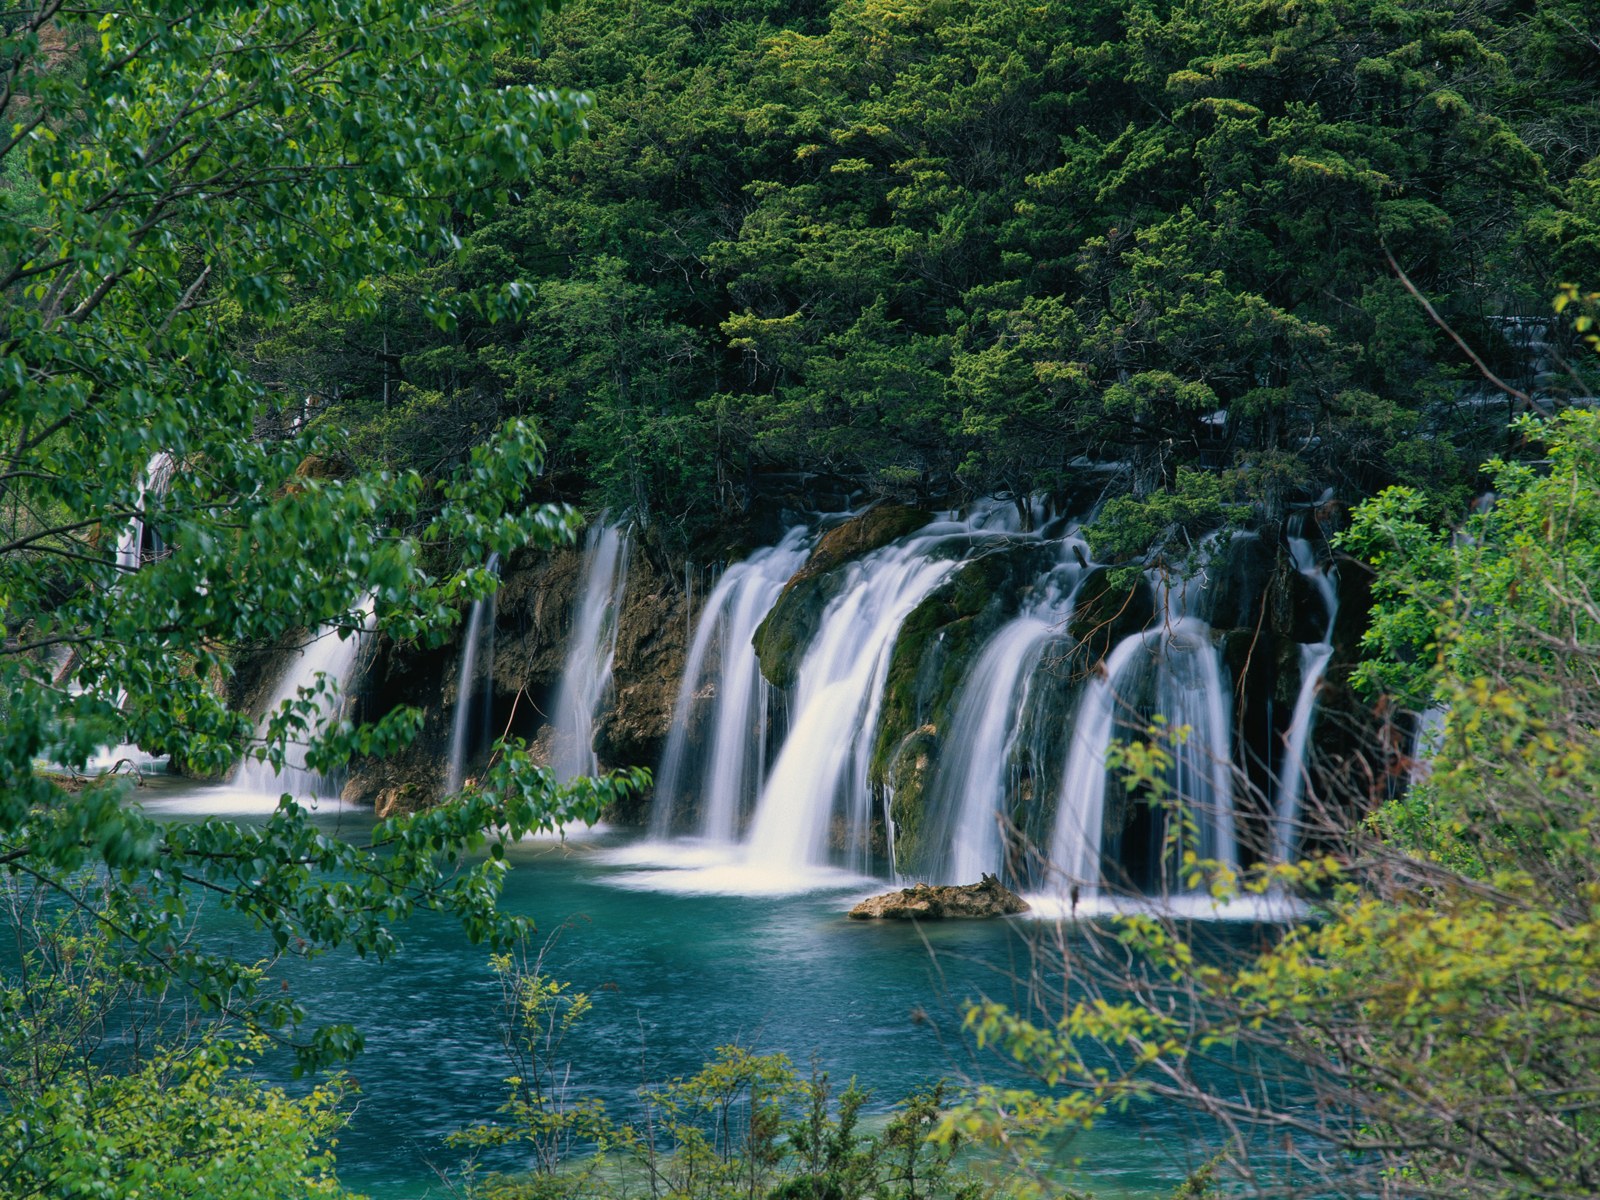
(847, 874), (1029, 920)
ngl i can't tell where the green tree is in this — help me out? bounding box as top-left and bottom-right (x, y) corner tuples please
(1, 882), (359, 1199)
(0, 0), (649, 1191)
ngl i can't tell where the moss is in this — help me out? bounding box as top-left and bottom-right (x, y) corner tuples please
(869, 543), (1060, 869)
(752, 570), (847, 689)
(886, 725), (940, 872)
(868, 552), (1025, 789)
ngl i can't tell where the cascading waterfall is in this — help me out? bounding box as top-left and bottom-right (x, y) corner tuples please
(649, 527), (811, 842)
(79, 451), (179, 772)
(548, 520), (631, 782)
(1051, 632), (1150, 895)
(444, 552), (501, 794)
(743, 518), (984, 874)
(1050, 570), (1237, 897)
(609, 497), (1320, 905)
(236, 595), (376, 799)
(1153, 616), (1238, 870)
(923, 544), (1088, 884)
(1270, 524), (1339, 863)
(115, 451), (176, 574)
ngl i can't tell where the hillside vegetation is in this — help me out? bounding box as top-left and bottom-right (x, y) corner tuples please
(259, 0), (1600, 551)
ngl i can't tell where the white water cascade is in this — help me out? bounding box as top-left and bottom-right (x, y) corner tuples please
(649, 527), (812, 842)
(444, 552), (501, 794)
(114, 451), (177, 574)
(745, 534), (966, 876)
(1050, 577), (1237, 898)
(235, 594), (376, 800)
(1270, 526), (1339, 863)
(742, 518), (992, 875)
(76, 451), (180, 774)
(548, 521), (631, 782)
(924, 545), (1088, 884)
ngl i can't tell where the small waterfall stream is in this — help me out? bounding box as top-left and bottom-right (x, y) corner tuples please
(743, 523), (970, 874)
(236, 595), (375, 800)
(445, 552), (501, 793)
(1050, 568), (1237, 898)
(650, 527), (811, 842)
(922, 544), (1088, 884)
(1270, 524), (1339, 863)
(114, 451), (176, 574)
(79, 451), (179, 773)
(1052, 631), (1151, 895)
(548, 521), (631, 782)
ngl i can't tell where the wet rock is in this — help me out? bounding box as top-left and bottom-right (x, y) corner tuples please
(594, 548), (690, 772)
(867, 542), (1057, 865)
(340, 629), (453, 808)
(490, 535), (691, 824)
(1200, 533), (1275, 631)
(884, 725), (939, 868)
(848, 874), (1029, 920)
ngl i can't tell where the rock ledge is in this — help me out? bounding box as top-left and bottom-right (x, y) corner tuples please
(848, 875), (1029, 920)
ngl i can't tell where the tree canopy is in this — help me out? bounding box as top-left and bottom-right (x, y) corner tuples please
(255, 0), (1598, 551)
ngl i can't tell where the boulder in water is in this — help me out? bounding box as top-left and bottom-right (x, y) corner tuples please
(847, 874), (1029, 920)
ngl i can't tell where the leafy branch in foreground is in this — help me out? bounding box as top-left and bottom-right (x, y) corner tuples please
(0, 0), (628, 1192)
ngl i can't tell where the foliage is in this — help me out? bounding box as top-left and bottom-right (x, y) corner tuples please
(449, 935), (621, 1182)
(0, 0), (654, 1192)
(942, 409), (1600, 1198)
(252, 0), (1595, 551)
(1084, 469), (1249, 567)
(0, 883), (359, 1199)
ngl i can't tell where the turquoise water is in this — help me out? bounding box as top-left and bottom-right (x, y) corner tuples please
(134, 783), (1251, 1199)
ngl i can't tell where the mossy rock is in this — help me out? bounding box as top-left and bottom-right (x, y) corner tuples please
(1267, 559), (1334, 644)
(1067, 567), (1157, 670)
(751, 503), (931, 688)
(885, 725), (940, 872)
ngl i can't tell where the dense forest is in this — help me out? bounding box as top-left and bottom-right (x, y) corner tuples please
(255, 0), (1600, 557)
(4, 0), (1600, 1198)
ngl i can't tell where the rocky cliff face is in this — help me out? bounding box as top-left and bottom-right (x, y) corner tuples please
(345, 534), (695, 818)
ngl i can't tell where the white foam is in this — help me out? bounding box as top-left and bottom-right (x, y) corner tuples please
(134, 784), (364, 818)
(602, 859), (875, 897)
(1021, 888), (1308, 924)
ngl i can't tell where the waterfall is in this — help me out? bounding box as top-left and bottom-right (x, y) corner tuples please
(923, 545), (1088, 884)
(1270, 526), (1339, 863)
(649, 527), (811, 841)
(1155, 617), (1237, 870)
(76, 452), (180, 773)
(445, 552), (501, 794)
(236, 595), (375, 800)
(548, 520), (631, 782)
(1050, 594), (1237, 897)
(115, 451), (176, 574)
(742, 518), (987, 874)
(1051, 632), (1149, 894)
